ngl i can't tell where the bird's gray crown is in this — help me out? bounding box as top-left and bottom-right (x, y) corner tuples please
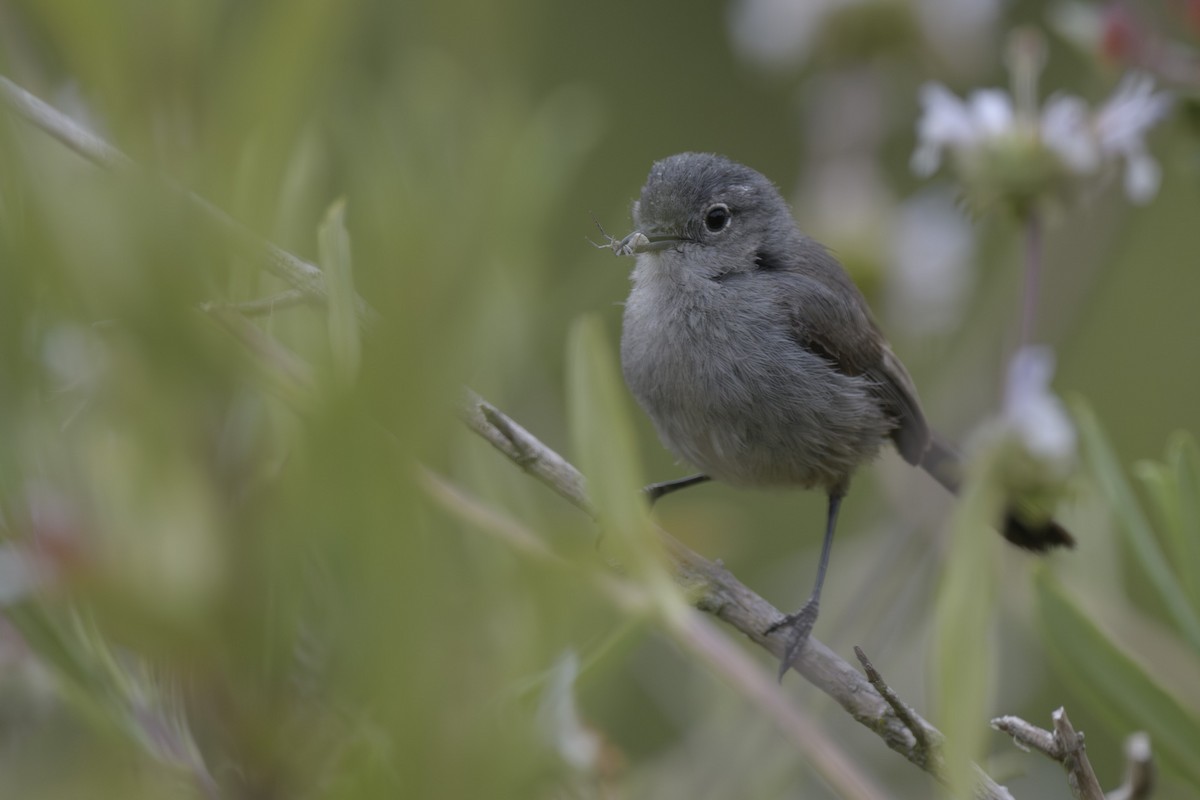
(633, 152), (786, 238)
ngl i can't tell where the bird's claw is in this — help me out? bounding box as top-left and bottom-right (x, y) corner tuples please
(764, 600), (819, 681)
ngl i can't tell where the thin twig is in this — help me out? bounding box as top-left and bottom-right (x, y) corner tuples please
(199, 289), (310, 317)
(0, 75), (131, 169)
(1053, 709), (1105, 800)
(992, 708), (1106, 800)
(462, 389), (591, 514)
(460, 392), (1015, 799)
(853, 646), (939, 758)
(992, 714), (1056, 754)
(0, 75), (377, 325)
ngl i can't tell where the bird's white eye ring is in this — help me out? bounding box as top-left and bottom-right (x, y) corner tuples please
(703, 203), (732, 233)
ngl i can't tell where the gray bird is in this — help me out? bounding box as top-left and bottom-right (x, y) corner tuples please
(613, 152), (1073, 679)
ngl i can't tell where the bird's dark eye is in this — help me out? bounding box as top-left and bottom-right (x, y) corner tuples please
(703, 203), (732, 233)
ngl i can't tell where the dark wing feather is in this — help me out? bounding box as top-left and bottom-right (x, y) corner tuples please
(877, 345), (930, 465)
(777, 251), (930, 466)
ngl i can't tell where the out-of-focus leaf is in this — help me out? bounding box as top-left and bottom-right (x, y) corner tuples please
(1035, 569), (1200, 789)
(1133, 461), (1179, 556)
(565, 315), (675, 605)
(319, 197), (359, 387)
(932, 448), (1002, 797)
(1074, 402), (1200, 653)
(1133, 431), (1200, 617)
(6, 603), (99, 702)
(1167, 432), (1200, 613)
(1133, 459), (1190, 606)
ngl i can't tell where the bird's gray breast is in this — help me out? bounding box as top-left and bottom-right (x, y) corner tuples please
(620, 265), (891, 490)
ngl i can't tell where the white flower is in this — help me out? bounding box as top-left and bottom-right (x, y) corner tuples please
(912, 73), (1172, 205)
(1039, 94), (1097, 173)
(910, 84), (1015, 177)
(1001, 346), (1075, 472)
(1094, 74), (1173, 202)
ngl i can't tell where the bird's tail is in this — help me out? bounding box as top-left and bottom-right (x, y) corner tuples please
(920, 432), (1075, 552)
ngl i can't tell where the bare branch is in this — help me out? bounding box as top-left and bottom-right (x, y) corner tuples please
(0, 75), (131, 169)
(461, 390), (591, 514)
(1054, 708), (1106, 800)
(992, 708), (1115, 800)
(993, 714), (1057, 754)
(854, 646), (940, 759)
(460, 391), (1015, 799)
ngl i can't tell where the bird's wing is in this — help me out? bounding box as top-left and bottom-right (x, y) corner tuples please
(876, 343), (929, 465)
(781, 267), (930, 466)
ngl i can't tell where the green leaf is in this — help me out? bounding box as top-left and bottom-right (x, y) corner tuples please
(1035, 569), (1200, 789)
(565, 315), (673, 599)
(6, 603), (102, 701)
(1167, 432), (1200, 614)
(932, 448), (1003, 797)
(319, 197), (360, 387)
(1134, 459), (1188, 598)
(1073, 402), (1200, 653)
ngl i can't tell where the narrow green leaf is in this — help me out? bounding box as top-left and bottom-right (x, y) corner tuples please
(1167, 432), (1200, 614)
(6, 602), (100, 699)
(1133, 460), (1187, 600)
(932, 450), (1002, 797)
(319, 197), (359, 386)
(565, 315), (672, 598)
(1035, 569), (1200, 789)
(1073, 402), (1200, 653)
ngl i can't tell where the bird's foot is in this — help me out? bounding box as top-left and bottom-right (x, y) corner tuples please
(764, 599), (819, 681)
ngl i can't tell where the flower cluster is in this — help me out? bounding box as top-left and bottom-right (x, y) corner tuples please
(912, 73), (1172, 211)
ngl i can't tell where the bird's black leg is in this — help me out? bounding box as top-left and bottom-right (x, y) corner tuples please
(644, 474), (711, 506)
(765, 488), (844, 680)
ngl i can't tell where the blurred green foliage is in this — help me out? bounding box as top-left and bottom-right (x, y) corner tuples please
(1033, 409), (1200, 787)
(1, 0), (1199, 798)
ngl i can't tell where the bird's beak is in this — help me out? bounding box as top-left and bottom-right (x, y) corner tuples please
(612, 230), (684, 257)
